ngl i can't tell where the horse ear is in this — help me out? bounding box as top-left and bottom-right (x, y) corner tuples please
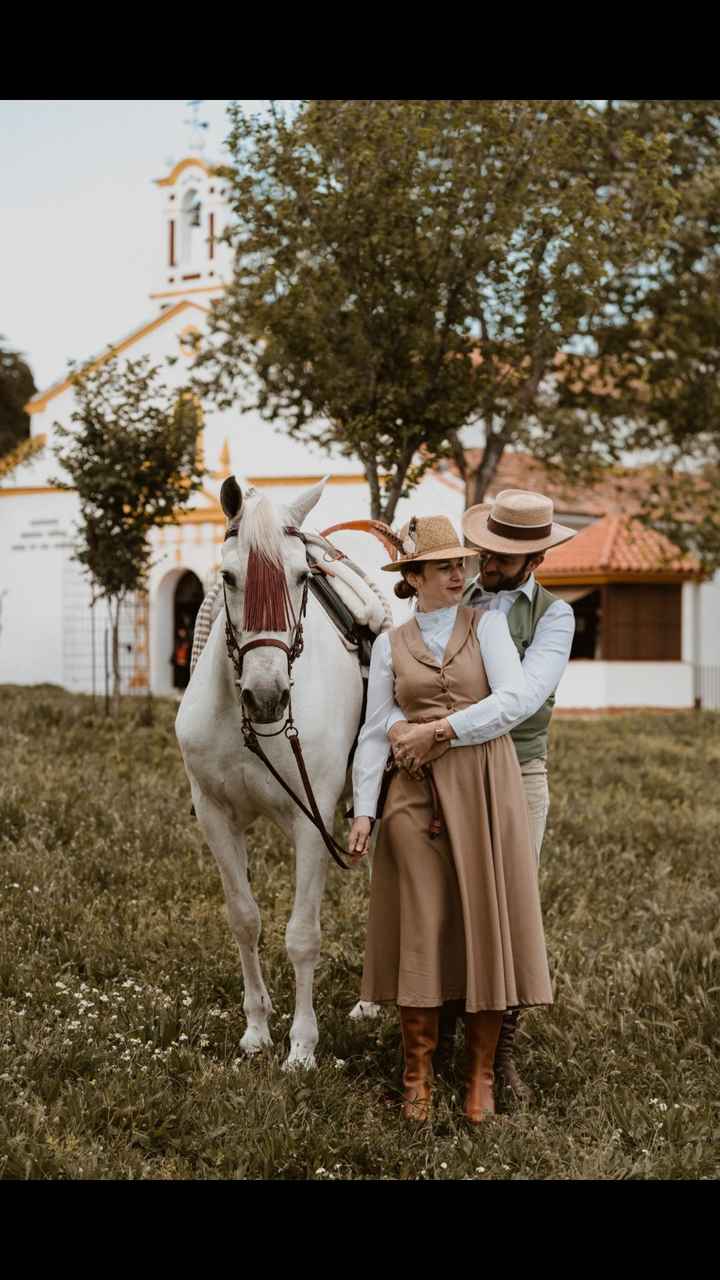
(220, 476), (243, 521)
(286, 476), (329, 528)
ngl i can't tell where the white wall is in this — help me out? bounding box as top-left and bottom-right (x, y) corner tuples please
(699, 572), (720, 667)
(0, 490), (76, 686)
(556, 660), (694, 710)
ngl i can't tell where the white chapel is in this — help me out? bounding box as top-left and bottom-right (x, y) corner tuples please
(0, 142), (463, 698)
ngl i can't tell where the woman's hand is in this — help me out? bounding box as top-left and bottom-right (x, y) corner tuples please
(390, 720), (454, 771)
(348, 816), (373, 863)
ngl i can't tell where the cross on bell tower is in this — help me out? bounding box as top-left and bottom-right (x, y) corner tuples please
(184, 100), (209, 155)
(150, 104), (230, 309)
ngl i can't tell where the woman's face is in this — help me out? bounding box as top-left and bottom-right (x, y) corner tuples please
(409, 559), (466, 611)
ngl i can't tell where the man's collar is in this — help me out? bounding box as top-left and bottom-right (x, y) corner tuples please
(471, 572), (536, 602)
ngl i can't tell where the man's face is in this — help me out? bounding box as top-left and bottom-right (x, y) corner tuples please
(477, 550), (539, 593)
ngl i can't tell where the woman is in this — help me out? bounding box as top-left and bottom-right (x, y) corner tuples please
(348, 515), (553, 1124)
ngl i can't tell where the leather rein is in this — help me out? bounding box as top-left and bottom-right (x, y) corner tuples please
(222, 524), (351, 870)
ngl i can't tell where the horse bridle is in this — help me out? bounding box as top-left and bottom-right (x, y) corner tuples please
(222, 524), (351, 870)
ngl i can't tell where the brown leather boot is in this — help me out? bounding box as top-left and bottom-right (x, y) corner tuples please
(432, 999), (464, 1079)
(399, 1006), (440, 1122)
(463, 1010), (504, 1124)
(494, 1010), (535, 1103)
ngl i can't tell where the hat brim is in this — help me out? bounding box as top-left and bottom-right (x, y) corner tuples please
(462, 507), (576, 555)
(381, 545), (478, 572)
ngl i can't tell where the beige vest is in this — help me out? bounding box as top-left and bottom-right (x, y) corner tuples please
(389, 606), (489, 723)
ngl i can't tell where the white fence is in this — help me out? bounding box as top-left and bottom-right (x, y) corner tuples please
(696, 666), (720, 711)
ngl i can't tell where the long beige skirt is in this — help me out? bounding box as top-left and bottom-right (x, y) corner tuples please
(360, 736), (553, 1012)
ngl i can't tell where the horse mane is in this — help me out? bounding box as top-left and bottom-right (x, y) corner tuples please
(230, 492), (286, 568)
(229, 492), (293, 632)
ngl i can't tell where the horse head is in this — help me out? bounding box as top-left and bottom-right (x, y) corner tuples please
(219, 475), (328, 724)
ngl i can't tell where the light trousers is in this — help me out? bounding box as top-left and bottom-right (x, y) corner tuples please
(519, 759), (550, 866)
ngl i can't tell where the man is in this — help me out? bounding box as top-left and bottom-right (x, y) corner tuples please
(387, 489), (577, 1100)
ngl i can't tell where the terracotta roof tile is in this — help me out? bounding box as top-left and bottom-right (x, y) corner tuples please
(540, 515), (699, 578)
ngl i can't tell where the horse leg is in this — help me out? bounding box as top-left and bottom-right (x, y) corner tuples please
(283, 823), (329, 1070)
(193, 791), (273, 1054)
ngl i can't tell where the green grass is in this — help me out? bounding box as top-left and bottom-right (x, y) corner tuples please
(1, 684), (718, 1180)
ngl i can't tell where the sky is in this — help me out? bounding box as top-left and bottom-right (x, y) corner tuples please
(0, 100), (274, 391)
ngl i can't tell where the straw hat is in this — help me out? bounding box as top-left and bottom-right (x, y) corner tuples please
(381, 515), (477, 572)
(462, 490), (576, 555)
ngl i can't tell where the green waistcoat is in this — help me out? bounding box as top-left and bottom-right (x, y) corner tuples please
(463, 578), (561, 764)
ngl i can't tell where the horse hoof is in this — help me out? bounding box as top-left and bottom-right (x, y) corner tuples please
(282, 1051), (317, 1072)
(240, 1028), (273, 1055)
(349, 1001), (381, 1021)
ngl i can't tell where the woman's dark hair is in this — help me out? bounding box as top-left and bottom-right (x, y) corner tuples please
(394, 561), (425, 600)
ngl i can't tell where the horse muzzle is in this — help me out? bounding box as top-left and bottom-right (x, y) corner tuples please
(240, 685), (291, 725)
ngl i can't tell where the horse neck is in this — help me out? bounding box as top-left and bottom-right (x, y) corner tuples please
(203, 611), (237, 709)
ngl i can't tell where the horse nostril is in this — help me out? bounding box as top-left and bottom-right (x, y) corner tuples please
(241, 688), (257, 714)
(278, 689), (290, 712)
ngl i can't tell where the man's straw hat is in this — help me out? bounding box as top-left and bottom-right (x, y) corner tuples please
(381, 515), (477, 572)
(462, 490), (576, 555)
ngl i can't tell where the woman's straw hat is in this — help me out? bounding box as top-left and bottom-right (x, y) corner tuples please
(462, 490), (576, 555)
(381, 515), (478, 572)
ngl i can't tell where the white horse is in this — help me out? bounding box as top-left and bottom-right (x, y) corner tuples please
(176, 476), (374, 1068)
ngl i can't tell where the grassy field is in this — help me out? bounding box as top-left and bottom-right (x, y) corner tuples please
(0, 685), (718, 1181)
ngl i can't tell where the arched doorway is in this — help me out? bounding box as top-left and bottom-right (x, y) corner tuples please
(172, 570), (204, 689)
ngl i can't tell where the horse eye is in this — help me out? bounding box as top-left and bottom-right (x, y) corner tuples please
(221, 570), (236, 588)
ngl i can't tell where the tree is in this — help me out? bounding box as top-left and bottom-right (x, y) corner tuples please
(53, 353), (204, 705)
(579, 102), (720, 570)
(0, 337), (36, 459)
(193, 99), (682, 521)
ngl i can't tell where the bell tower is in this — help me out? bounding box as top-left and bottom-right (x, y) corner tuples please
(150, 102), (231, 310)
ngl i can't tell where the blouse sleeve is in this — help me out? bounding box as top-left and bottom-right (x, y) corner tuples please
(351, 631), (395, 818)
(446, 611), (529, 744)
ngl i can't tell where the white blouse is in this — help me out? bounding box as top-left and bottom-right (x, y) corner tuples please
(352, 606), (528, 818)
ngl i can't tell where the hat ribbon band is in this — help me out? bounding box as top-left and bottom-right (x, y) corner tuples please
(487, 516), (552, 541)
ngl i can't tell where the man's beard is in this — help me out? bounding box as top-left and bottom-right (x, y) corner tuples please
(479, 562), (530, 593)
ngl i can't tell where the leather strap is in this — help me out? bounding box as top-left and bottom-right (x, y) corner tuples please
(242, 725), (350, 870)
(237, 636), (292, 664)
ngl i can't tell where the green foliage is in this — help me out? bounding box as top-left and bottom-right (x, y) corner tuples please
(194, 100), (685, 520)
(582, 102), (720, 569)
(636, 463), (720, 576)
(0, 337), (36, 458)
(0, 686), (718, 1180)
(52, 354), (205, 698)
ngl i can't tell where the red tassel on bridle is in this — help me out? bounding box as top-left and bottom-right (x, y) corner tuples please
(243, 547), (294, 633)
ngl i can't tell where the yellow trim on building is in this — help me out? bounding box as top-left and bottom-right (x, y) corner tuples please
(149, 285), (223, 301)
(538, 571), (702, 586)
(246, 474), (366, 487)
(25, 301), (207, 414)
(174, 488), (223, 524)
(0, 485), (67, 497)
(155, 156), (217, 187)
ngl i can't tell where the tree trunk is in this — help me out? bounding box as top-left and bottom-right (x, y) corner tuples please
(467, 436), (507, 508)
(365, 459), (382, 521)
(110, 596), (122, 716)
(376, 442), (417, 525)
